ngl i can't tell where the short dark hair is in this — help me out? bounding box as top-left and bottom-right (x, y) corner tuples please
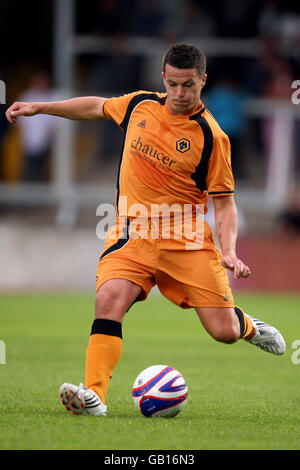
(162, 43), (206, 77)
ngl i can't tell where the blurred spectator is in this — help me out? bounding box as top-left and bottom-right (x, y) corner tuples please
(77, 0), (134, 35)
(92, 34), (142, 93)
(257, 2), (300, 78)
(130, 0), (167, 37)
(259, 53), (298, 206)
(261, 54), (295, 163)
(281, 13), (300, 74)
(177, 0), (216, 38)
(244, 37), (279, 96)
(90, 35), (143, 167)
(95, 0), (133, 35)
(205, 73), (247, 179)
(213, 0), (259, 37)
(263, 55), (294, 100)
(258, 1), (300, 49)
(0, 104), (9, 179)
(257, 0), (281, 38)
(277, 189), (300, 237)
(17, 70), (58, 182)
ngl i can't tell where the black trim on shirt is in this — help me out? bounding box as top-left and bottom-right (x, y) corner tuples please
(189, 114), (213, 192)
(120, 93), (167, 132)
(116, 93), (166, 211)
(208, 190), (234, 195)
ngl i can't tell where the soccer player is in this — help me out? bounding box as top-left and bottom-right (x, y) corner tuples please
(6, 43), (286, 417)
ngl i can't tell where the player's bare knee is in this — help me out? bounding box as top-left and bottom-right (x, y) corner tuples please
(95, 286), (126, 319)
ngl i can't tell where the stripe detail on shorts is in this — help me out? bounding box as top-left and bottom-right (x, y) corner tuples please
(100, 218), (130, 261)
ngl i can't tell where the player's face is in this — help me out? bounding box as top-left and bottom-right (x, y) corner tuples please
(162, 64), (207, 115)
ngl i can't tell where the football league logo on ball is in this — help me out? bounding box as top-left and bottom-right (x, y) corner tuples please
(132, 365), (188, 418)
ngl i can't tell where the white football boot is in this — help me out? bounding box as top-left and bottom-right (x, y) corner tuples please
(59, 383), (107, 416)
(244, 313), (286, 355)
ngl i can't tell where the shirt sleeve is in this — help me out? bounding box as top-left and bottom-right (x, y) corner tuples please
(103, 91), (148, 128)
(206, 132), (234, 196)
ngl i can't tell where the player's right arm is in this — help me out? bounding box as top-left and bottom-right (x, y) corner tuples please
(5, 96), (107, 123)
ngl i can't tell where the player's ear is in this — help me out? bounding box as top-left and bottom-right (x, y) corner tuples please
(162, 71), (167, 89)
(201, 73), (207, 89)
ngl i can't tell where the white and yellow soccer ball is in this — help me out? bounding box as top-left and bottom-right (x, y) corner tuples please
(132, 365), (188, 418)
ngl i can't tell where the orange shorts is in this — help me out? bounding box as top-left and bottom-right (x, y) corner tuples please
(96, 218), (234, 309)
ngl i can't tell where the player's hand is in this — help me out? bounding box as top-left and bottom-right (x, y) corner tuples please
(221, 254), (251, 280)
(5, 102), (40, 124)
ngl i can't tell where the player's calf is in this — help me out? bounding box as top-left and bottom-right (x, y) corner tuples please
(195, 307), (240, 344)
(212, 323), (240, 344)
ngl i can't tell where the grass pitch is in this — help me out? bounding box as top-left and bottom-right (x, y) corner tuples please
(0, 292), (299, 450)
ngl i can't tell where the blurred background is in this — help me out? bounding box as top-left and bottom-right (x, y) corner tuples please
(0, 0), (300, 293)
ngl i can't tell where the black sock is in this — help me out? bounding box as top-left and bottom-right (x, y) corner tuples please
(90, 318), (122, 339)
(234, 306), (245, 338)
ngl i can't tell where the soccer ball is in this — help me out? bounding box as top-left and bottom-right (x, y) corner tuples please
(132, 365), (188, 418)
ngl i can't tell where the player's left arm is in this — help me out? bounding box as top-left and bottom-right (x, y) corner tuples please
(213, 195), (251, 280)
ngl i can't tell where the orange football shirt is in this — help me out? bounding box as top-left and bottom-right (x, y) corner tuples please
(103, 90), (234, 219)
